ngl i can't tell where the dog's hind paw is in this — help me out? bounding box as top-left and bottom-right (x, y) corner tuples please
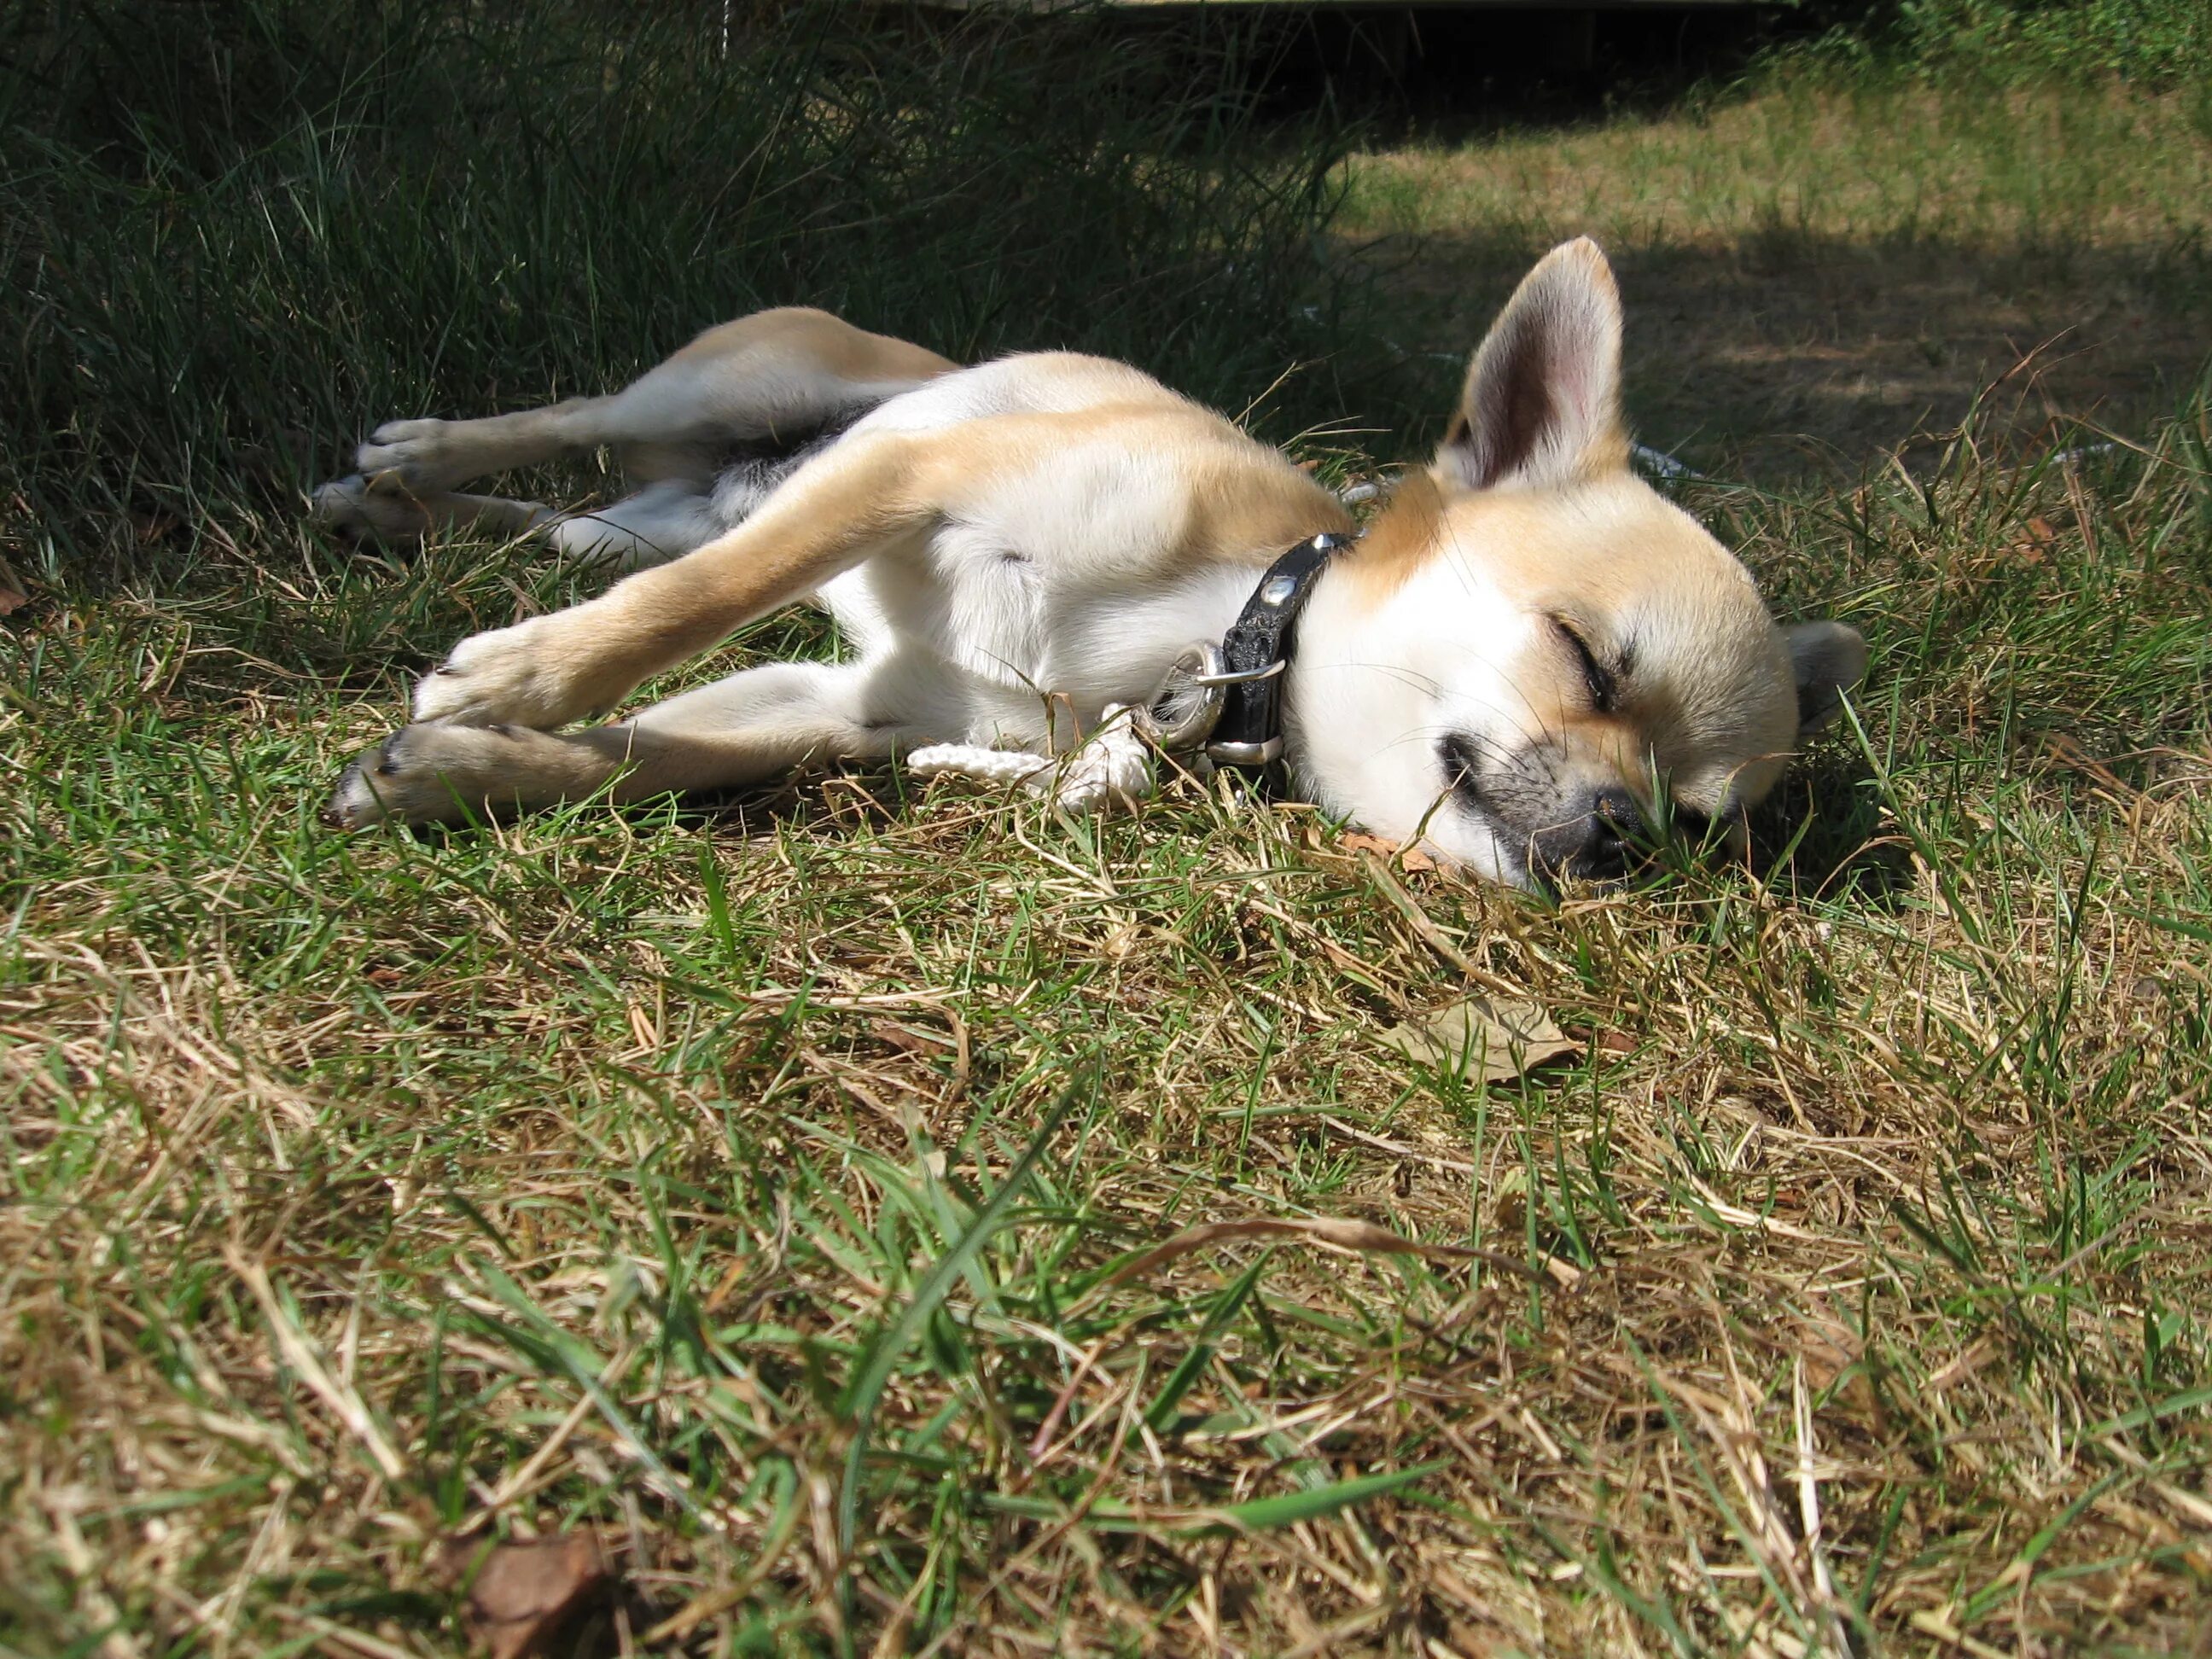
(310, 474), (432, 542)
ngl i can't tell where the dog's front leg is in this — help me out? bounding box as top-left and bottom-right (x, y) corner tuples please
(410, 431), (934, 730)
(329, 658), (924, 829)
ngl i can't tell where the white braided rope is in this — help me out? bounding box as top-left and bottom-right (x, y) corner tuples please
(906, 704), (1155, 815)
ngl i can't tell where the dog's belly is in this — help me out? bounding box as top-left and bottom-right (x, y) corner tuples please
(812, 531), (1045, 691)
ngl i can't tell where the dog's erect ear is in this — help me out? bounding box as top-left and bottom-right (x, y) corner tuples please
(1785, 621), (1868, 736)
(1438, 237), (1628, 493)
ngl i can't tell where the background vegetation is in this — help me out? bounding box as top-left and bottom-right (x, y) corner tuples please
(1, 0), (1371, 589)
(3, 3), (2209, 1656)
(1808, 0), (2209, 85)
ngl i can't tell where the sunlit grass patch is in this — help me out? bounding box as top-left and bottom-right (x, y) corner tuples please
(1337, 74), (2212, 474)
(6, 381), (2210, 1652)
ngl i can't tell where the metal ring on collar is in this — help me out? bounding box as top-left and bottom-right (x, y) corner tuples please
(1131, 643), (1229, 753)
(1185, 657), (1286, 688)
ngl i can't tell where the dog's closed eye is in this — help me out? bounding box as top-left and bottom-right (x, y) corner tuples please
(1551, 616), (1618, 713)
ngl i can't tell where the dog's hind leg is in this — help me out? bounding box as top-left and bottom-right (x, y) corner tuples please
(348, 308), (956, 494)
(539, 480), (728, 571)
(326, 656), (933, 829)
(310, 469), (725, 570)
(310, 474), (554, 544)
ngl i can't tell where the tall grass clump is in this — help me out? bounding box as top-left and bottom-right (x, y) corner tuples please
(1782, 0), (2212, 89)
(0, 0), (1369, 591)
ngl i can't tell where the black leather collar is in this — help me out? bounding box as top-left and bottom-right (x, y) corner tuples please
(1204, 530), (1352, 783)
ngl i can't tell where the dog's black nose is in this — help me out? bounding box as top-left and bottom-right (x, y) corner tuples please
(1530, 789), (1643, 882)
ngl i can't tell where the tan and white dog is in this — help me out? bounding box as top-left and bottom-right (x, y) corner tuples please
(317, 239), (1866, 889)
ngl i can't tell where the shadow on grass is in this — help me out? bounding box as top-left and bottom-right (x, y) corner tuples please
(1342, 230), (2211, 481)
(1750, 748), (1918, 909)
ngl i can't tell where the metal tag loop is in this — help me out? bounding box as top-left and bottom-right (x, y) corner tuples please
(1131, 643), (1228, 753)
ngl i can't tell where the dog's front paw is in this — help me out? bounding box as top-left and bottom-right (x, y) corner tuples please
(310, 474), (432, 542)
(358, 418), (466, 492)
(412, 615), (620, 730)
(325, 725), (465, 829)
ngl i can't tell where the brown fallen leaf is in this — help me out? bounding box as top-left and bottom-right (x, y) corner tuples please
(1338, 831), (1437, 873)
(1793, 1307), (1866, 1394)
(0, 554), (26, 617)
(1926, 1338), (1998, 1395)
(444, 1532), (611, 1659)
(1981, 514), (2058, 569)
(1381, 996), (1580, 1080)
(2043, 733), (2140, 800)
(1097, 1214), (1544, 1292)
(129, 509), (180, 546)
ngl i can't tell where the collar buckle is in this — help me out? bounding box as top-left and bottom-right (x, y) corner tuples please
(1127, 530), (1353, 777)
(1202, 735), (1284, 767)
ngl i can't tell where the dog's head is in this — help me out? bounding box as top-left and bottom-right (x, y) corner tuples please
(1289, 238), (1866, 890)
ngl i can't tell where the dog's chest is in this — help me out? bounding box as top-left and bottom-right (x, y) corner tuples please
(818, 515), (1257, 719)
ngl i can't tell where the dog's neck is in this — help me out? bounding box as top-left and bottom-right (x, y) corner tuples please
(1274, 559), (1363, 803)
(1198, 532), (1349, 780)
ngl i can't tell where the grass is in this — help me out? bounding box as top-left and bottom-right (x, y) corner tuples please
(5, 3), (2212, 1656)
(1806, 0), (2211, 90)
(0, 0), (1366, 590)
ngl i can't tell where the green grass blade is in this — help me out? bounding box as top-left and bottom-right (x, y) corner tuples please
(835, 1068), (1089, 1559)
(1198, 1461), (1446, 1534)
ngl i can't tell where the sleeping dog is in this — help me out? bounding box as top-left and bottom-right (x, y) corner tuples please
(317, 239), (1866, 889)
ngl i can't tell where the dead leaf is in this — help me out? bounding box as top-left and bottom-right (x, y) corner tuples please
(1926, 1339), (1997, 1395)
(1097, 1214), (1544, 1292)
(1794, 1308), (1865, 1393)
(129, 510), (179, 546)
(0, 554), (26, 616)
(1993, 514), (2058, 568)
(2043, 733), (2140, 800)
(444, 1532), (611, 1659)
(1339, 831), (1437, 873)
(1381, 996), (1580, 1080)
